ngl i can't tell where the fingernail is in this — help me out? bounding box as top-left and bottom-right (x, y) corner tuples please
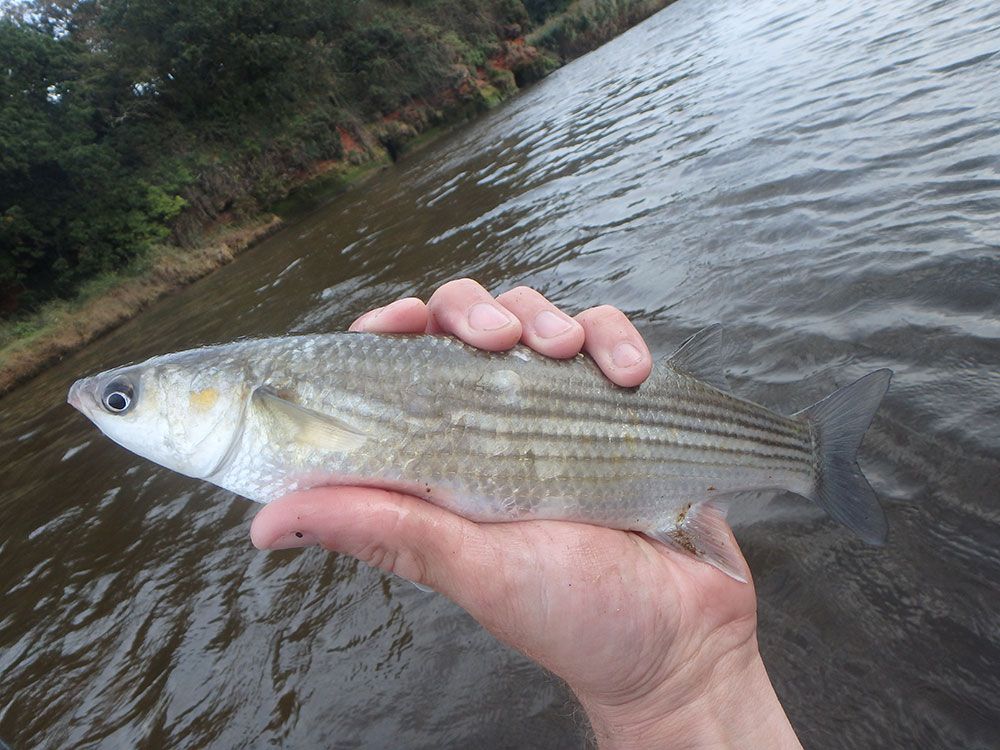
(612, 342), (643, 368)
(264, 530), (319, 550)
(468, 302), (514, 331)
(534, 310), (573, 339)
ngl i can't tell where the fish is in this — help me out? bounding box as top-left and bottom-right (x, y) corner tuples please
(67, 326), (891, 581)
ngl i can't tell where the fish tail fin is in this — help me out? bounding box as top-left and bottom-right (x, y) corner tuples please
(793, 369), (892, 544)
(649, 501), (749, 583)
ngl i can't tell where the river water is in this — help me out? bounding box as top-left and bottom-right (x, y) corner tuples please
(2, 0), (999, 747)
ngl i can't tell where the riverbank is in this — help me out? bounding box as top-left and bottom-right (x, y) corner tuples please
(0, 147), (406, 394)
(0, 0), (675, 396)
(0, 218), (282, 393)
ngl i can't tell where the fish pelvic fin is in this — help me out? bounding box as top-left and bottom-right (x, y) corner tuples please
(793, 369), (892, 545)
(648, 500), (748, 583)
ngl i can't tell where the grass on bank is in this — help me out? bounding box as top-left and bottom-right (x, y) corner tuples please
(529, 0), (671, 57)
(0, 128), (414, 393)
(0, 217), (282, 392)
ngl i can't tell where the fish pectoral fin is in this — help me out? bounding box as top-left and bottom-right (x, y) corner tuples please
(664, 324), (730, 392)
(252, 387), (369, 452)
(647, 500), (748, 583)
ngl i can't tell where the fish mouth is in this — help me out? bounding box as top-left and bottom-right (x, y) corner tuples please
(67, 379), (89, 412)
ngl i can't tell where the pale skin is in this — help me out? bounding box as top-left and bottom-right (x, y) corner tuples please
(250, 279), (803, 749)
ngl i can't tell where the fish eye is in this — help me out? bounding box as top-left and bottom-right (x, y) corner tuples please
(101, 380), (135, 414)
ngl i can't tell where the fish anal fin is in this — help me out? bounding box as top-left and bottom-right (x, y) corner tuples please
(647, 500), (748, 583)
(664, 324), (730, 392)
(252, 387), (368, 452)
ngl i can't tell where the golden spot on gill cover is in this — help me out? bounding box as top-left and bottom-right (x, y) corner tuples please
(189, 388), (219, 411)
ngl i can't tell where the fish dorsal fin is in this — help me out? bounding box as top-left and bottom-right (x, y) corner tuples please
(252, 387), (369, 452)
(665, 324), (730, 392)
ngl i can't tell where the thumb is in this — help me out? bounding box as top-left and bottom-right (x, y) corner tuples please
(250, 487), (509, 606)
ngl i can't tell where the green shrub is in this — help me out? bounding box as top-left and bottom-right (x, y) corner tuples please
(1, 0), (614, 318)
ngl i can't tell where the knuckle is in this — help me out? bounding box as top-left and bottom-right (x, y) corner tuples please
(428, 279), (490, 317)
(579, 304), (628, 328)
(359, 504), (433, 583)
(393, 548), (429, 584)
(596, 304), (627, 321)
(358, 542), (429, 584)
(499, 285), (539, 304)
(497, 289), (546, 321)
(441, 277), (484, 296)
(357, 540), (396, 571)
(404, 296), (428, 312)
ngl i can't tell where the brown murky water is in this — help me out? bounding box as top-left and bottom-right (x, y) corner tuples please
(3, 0), (1000, 747)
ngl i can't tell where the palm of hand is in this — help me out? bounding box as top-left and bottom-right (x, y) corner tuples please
(442, 516), (757, 706)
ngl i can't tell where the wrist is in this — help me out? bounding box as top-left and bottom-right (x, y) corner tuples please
(574, 639), (801, 749)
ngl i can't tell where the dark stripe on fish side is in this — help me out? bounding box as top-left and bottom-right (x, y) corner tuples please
(364, 417), (817, 476)
(396, 394), (813, 461)
(265, 336), (815, 469)
(432, 419), (814, 466)
(309, 340), (809, 442)
(326, 392), (815, 465)
(513, 383), (808, 443)
(382, 443), (816, 490)
(450, 403), (814, 457)
(324, 378), (814, 456)
(325, 343), (808, 440)
(406, 439), (817, 475)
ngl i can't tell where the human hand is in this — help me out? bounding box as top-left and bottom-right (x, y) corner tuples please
(251, 279), (801, 749)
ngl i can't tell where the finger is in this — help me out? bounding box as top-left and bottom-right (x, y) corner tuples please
(575, 305), (652, 387)
(349, 297), (428, 333)
(250, 487), (513, 609)
(496, 286), (585, 359)
(425, 278), (522, 350)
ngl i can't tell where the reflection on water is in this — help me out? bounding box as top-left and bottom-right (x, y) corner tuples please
(2, 0), (999, 746)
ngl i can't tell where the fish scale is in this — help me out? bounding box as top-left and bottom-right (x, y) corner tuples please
(68, 327), (892, 581)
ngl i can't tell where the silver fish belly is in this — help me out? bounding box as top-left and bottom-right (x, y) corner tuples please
(69, 327), (892, 581)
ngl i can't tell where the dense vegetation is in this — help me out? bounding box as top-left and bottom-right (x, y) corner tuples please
(0, 0), (667, 322)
